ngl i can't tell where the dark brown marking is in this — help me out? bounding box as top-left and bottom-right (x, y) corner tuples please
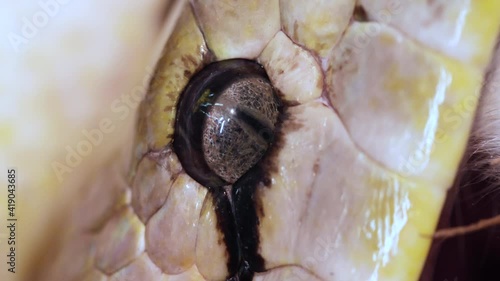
(293, 20), (299, 38)
(211, 189), (240, 278)
(313, 159), (320, 174)
(353, 5), (369, 22)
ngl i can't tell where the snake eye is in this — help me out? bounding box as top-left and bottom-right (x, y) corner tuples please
(173, 59), (282, 189)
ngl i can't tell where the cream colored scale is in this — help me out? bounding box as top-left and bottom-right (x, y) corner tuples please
(5, 1), (500, 281)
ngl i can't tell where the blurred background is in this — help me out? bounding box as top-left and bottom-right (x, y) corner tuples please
(0, 1), (180, 280)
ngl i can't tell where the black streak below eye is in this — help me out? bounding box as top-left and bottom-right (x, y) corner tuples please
(173, 59), (281, 189)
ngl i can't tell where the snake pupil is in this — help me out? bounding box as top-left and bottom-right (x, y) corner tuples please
(173, 59), (281, 189)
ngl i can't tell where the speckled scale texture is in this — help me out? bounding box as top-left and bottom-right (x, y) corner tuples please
(37, 1), (500, 281)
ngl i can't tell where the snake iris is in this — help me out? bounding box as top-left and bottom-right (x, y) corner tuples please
(35, 1), (500, 281)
